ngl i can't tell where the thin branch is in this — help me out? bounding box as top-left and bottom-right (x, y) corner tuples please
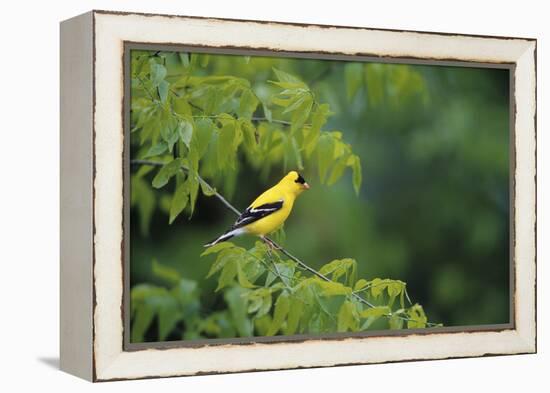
(130, 159), (438, 327)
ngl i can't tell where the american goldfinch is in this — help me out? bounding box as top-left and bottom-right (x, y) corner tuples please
(205, 171), (310, 247)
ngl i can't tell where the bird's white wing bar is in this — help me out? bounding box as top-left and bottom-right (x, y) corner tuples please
(232, 199), (284, 229)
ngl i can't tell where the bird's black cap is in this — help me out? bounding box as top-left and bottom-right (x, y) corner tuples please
(295, 172), (307, 184)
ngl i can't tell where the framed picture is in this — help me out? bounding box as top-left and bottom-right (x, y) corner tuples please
(60, 10), (537, 381)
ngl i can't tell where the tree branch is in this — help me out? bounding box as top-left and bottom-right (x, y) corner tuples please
(130, 159), (439, 327)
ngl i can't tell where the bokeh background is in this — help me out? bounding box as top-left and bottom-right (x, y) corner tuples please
(130, 52), (510, 330)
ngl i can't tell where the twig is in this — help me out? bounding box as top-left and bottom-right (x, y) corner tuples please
(130, 159), (438, 327)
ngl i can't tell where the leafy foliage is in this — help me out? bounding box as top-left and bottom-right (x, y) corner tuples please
(129, 51), (441, 342)
(130, 246), (436, 342)
(130, 51), (362, 231)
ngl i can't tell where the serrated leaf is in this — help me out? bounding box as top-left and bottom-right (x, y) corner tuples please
(237, 262), (256, 289)
(169, 180), (189, 224)
(262, 103), (272, 122)
(267, 292), (290, 335)
(337, 301), (356, 332)
(272, 68), (304, 85)
(282, 93), (307, 114)
(201, 241), (235, 257)
(238, 89), (258, 119)
(354, 279), (369, 291)
(290, 96), (313, 133)
(216, 259), (238, 291)
(194, 118), (214, 158)
(326, 154), (349, 186)
(217, 121), (236, 167)
(158, 80), (169, 103)
(149, 61), (167, 87)
(173, 97), (192, 117)
(144, 141), (168, 158)
(284, 296), (303, 335)
(241, 120), (257, 150)
(152, 159), (181, 189)
(177, 120), (193, 148)
(315, 280), (352, 296)
(360, 306), (391, 318)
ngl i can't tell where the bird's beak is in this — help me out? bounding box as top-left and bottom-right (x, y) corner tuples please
(302, 182), (310, 190)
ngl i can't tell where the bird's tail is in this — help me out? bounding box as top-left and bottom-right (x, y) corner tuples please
(204, 228), (244, 248)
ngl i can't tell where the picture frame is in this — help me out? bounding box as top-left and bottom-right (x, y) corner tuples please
(60, 10), (537, 381)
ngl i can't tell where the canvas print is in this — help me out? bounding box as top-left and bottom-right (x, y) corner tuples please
(128, 49), (510, 344)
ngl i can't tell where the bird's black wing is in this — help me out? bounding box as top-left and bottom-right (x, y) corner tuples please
(232, 200), (284, 229)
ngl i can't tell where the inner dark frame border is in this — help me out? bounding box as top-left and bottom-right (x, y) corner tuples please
(122, 41), (517, 352)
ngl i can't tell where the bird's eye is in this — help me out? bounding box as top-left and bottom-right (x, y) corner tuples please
(295, 173), (306, 184)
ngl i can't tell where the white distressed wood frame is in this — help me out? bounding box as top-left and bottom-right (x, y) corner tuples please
(60, 10), (537, 382)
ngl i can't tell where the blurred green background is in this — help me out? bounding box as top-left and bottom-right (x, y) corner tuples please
(130, 52), (510, 329)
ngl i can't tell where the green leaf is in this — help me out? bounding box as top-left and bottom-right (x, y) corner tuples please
(267, 292), (290, 335)
(238, 89), (259, 119)
(144, 141), (168, 158)
(317, 134), (334, 183)
(256, 290), (272, 318)
(201, 241), (235, 257)
(179, 52), (190, 68)
(158, 80), (169, 103)
(169, 180), (189, 224)
(225, 287), (253, 337)
(272, 68), (305, 85)
(177, 120), (194, 148)
(194, 118), (214, 158)
(360, 306), (391, 318)
(337, 301), (356, 332)
(152, 158), (182, 189)
(370, 278), (386, 298)
(151, 258), (181, 285)
(290, 96), (313, 133)
(262, 103), (272, 122)
(282, 93), (307, 114)
(389, 314), (404, 329)
(406, 304), (428, 328)
(326, 154), (349, 186)
(149, 61), (167, 87)
(173, 97), (192, 117)
(131, 302), (154, 342)
(216, 259), (238, 291)
(131, 175), (155, 236)
(187, 166), (200, 217)
(200, 180), (217, 196)
(241, 121), (257, 151)
(206, 248), (242, 278)
(157, 297), (181, 340)
(217, 121), (236, 166)
(284, 296), (303, 335)
(351, 155), (362, 195)
(304, 104), (330, 156)
(315, 280), (352, 296)
(237, 262), (256, 289)
(354, 279), (369, 291)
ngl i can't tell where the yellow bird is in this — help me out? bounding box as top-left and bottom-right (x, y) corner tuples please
(205, 171), (310, 247)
